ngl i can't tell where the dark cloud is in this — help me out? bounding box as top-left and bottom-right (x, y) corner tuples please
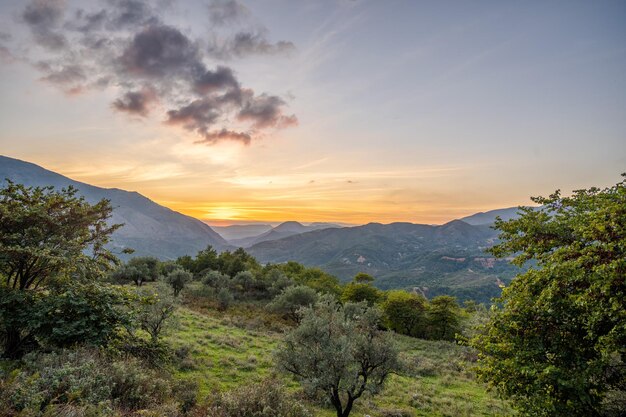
(209, 31), (295, 59)
(194, 128), (251, 145)
(13, 0), (297, 145)
(166, 98), (221, 134)
(119, 25), (201, 78)
(22, 0), (67, 50)
(193, 66), (239, 94)
(208, 0), (249, 26)
(238, 94), (298, 128)
(112, 88), (156, 116)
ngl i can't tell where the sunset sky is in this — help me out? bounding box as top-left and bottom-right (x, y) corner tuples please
(0, 0), (624, 225)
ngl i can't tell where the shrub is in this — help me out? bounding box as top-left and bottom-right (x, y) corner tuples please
(200, 379), (311, 417)
(267, 285), (318, 322)
(216, 288), (234, 311)
(0, 348), (190, 415)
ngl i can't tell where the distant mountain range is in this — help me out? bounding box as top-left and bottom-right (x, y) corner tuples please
(0, 155), (227, 259)
(247, 219), (521, 302)
(220, 221), (341, 247)
(0, 155), (524, 302)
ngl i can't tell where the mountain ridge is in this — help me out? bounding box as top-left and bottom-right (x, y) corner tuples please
(0, 155), (227, 259)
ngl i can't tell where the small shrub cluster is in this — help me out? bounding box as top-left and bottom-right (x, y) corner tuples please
(194, 379), (311, 417)
(0, 348), (195, 416)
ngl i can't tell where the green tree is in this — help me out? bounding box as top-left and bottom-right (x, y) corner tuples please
(353, 272), (374, 283)
(427, 295), (461, 341)
(382, 290), (427, 338)
(0, 182), (121, 358)
(470, 176), (626, 417)
(136, 283), (177, 344)
(0, 181), (120, 290)
(276, 296), (399, 417)
(166, 268), (192, 297)
(111, 257), (159, 286)
(268, 285), (318, 322)
(341, 274), (382, 305)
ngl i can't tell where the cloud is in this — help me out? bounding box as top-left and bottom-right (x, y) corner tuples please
(112, 88), (156, 116)
(194, 128), (252, 145)
(208, 31), (295, 59)
(207, 0), (249, 26)
(119, 24), (201, 78)
(238, 94), (298, 128)
(10, 0), (297, 145)
(22, 0), (67, 50)
(193, 66), (239, 94)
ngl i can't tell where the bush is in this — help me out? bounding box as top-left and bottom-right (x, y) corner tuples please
(0, 348), (191, 415)
(267, 285), (318, 322)
(199, 379), (311, 417)
(216, 288), (234, 311)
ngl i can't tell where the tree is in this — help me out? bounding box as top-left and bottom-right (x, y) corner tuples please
(166, 268), (192, 297)
(427, 295), (461, 341)
(276, 296), (399, 417)
(136, 283), (177, 344)
(382, 290), (427, 338)
(0, 182), (121, 358)
(0, 181), (120, 290)
(111, 257), (159, 286)
(353, 272), (374, 283)
(341, 279), (382, 306)
(268, 285), (318, 322)
(470, 176), (626, 417)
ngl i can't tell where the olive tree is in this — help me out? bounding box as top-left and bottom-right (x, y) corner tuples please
(276, 296), (399, 417)
(166, 268), (192, 297)
(268, 285), (318, 322)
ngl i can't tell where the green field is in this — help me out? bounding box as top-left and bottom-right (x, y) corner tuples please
(165, 303), (513, 417)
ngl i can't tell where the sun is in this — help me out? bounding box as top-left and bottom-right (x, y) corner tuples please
(207, 206), (242, 220)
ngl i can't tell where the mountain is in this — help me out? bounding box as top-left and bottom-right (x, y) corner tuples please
(459, 207), (521, 225)
(0, 155), (227, 259)
(248, 220), (519, 303)
(229, 221), (341, 247)
(211, 224), (273, 241)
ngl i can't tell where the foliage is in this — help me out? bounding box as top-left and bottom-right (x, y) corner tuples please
(1, 282), (133, 358)
(382, 290), (427, 338)
(353, 272), (375, 283)
(199, 379), (312, 417)
(167, 268), (193, 297)
(427, 295), (461, 341)
(0, 181), (120, 290)
(471, 176), (626, 417)
(136, 283), (177, 343)
(276, 296), (400, 417)
(216, 287), (234, 311)
(111, 256), (159, 286)
(268, 285), (318, 322)
(341, 282), (383, 305)
(0, 348), (191, 415)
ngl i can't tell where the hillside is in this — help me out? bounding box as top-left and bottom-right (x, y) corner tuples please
(459, 207), (522, 225)
(248, 220), (519, 302)
(229, 221), (341, 247)
(0, 155), (227, 259)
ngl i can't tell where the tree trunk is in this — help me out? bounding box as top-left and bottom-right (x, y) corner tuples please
(3, 327), (24, 359)
(341, 397), (354, 417)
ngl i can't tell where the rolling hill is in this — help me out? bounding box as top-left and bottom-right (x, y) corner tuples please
(0, 155), (227, 259)
(248, 220), (519, 302)
(227, 221), (341, 247)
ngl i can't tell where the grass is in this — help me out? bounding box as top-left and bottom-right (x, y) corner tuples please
(165, 293), (514, 417)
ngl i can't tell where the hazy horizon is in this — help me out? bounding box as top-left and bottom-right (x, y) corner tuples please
(1, 0), (624, 225)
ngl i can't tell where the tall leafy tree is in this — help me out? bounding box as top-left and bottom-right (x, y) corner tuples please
(0, 181), (122, 358)
(471, 176), (626, 416)
(0, 181), (120, 290)
(276, 296), (399, 417)
(427, 295), (461, 341)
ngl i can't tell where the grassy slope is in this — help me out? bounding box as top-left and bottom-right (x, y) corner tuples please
(165, 303), (513, 417)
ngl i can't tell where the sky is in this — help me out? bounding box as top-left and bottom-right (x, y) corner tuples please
(0, 0), (625, 226)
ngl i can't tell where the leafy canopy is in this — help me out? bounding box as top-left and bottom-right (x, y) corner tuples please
(471, 175), (626, 417)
